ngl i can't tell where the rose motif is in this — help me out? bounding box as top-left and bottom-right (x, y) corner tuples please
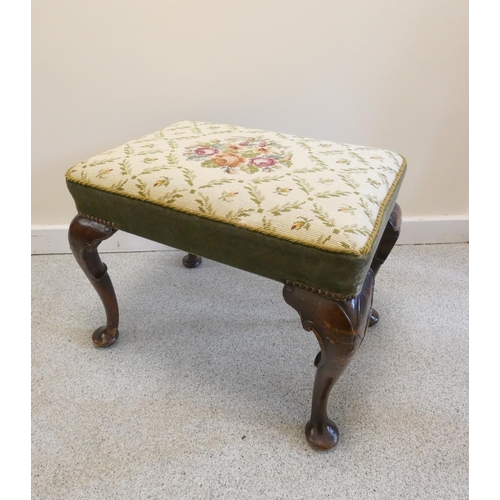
(213, 153), (245, 167)
(249, 157), (277, 168)
(187, 138), (289, 174)
(194, 147), (219, 156)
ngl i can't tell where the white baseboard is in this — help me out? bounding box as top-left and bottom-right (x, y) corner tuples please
(396, 216), (469, 245)
(31, 216), (469, 255)
(31, 226), (173, 254)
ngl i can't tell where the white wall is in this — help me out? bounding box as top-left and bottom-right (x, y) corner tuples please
(32, 0), (468, 227)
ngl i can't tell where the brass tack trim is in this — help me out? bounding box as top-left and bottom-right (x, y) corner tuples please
(78, 212), (116, 227)
(284, 279), (356, 301)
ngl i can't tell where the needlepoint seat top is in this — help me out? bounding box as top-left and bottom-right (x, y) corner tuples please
(66, 121), (406, 256)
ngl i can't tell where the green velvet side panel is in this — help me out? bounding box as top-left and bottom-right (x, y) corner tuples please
(66, 180), (402, 297)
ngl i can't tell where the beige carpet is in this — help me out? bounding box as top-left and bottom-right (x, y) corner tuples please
(32, 244), (468, 499)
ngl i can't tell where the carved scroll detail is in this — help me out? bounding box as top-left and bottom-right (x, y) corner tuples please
(283, 270), (374, 450)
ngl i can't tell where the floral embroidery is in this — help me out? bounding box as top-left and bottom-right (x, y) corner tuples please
(337, 205), (356, 215)
(213, 153), (245, 168)
(153, 177), (170, 188)
(219, 191), (239, 202)
(291, 217), (313, 230)
(96, 168), (113, 178)
(249, 157), (276, 169)
(194, 147), (219, 156)
(184, 137), (293, 174)
(66, 120), (406, 255)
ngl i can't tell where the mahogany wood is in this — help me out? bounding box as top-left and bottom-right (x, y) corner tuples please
(368, 308), (380, 327)
(371, 203), (402, 277)
(67, 204), (401, 450)
(368, 203), (402, 327)
(182, 253), (203, 268)
(283, 270), (374, 450)
(68, 215), (119, 347)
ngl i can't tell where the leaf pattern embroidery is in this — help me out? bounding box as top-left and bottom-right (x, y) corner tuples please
(65, 120), (406, 256)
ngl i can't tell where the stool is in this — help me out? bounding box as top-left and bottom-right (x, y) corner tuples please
(66, 120), (406, 450)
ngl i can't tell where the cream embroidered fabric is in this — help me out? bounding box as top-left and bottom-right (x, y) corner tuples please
(66, 121), (406, 255)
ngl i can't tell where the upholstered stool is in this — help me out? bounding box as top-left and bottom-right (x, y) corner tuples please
(66, 121), (406, 450)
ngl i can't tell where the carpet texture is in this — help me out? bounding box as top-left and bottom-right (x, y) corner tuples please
(32, 244), (468, 499)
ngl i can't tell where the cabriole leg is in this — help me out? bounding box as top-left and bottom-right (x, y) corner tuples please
(68, 215), (119, 347)
(283, 271), (374, 450)
(369, 203), (402, 326)
(182, 253), (202, 268)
